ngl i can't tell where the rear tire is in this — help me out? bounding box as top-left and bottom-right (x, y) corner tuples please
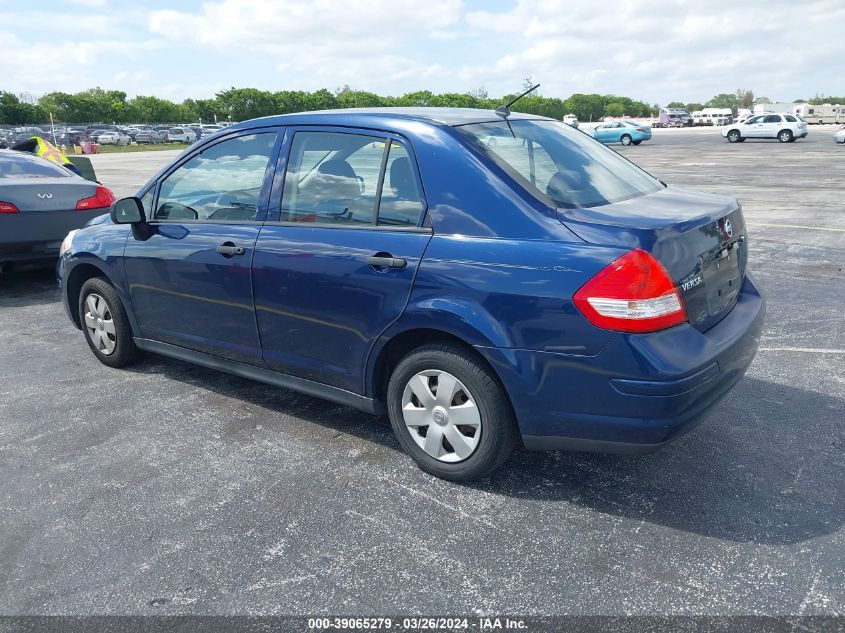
(620, 134), (632, 146)
(727, 129), (741, 143)
(79, 277), (139, 368)
(387, 344), (518, 481)
(778, 129), (793, 143)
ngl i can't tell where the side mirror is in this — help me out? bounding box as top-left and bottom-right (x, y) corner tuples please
(111, 197), (145, 224)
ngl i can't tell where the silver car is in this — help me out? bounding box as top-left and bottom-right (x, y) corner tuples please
(0, 150), (115, 272)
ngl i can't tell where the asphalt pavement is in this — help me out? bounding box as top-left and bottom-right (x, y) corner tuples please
(0, 126), (842, 616)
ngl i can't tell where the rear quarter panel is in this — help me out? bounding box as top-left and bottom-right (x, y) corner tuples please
(386, 235), (624, 354)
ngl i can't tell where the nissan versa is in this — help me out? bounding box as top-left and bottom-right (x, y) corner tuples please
(58, 107), (765, 481)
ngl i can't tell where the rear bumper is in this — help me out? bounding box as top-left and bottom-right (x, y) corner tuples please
(478, 274), (765, 453)
(1, 209), (103, 267)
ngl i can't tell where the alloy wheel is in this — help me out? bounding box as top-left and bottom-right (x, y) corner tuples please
(401, 370), (482, 463)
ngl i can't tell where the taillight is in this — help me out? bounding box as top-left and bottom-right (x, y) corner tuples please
(0, 201), (19, 213)
(636, 128), (648, 132)
(76, 185), (116, 211)
(573, 249), (687, 333)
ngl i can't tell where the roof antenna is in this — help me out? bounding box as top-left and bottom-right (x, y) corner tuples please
(495, 83), (540, 118)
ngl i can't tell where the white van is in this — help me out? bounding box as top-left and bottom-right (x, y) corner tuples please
(699, 108), (732, 126)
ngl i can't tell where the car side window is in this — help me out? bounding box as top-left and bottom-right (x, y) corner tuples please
(281, 131), (385, 225)
(765, 115), (781, 123)
(154, 132), (277, 222)
(785, 115), (797, 122)
(378, 141), (424, 226)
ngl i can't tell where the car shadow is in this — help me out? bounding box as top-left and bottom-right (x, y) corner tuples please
(479, 375), (843, 546)
(0, 268), (60, 308)
(126, 353), (842, 547)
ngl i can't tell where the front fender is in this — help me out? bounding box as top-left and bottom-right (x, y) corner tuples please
(59, 225), (132, 331)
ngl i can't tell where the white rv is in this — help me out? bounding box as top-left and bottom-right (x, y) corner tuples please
(695, 108), (732, 126)
(752, 102), (795, 116)
(792, 103), (845, 124)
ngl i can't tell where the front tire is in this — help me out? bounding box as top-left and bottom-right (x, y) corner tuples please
(387, 344), (518, 481)
(620, 134), (632, 146)
(79, 277), (139, 368)
(778, 129), (793, 143)
(727, 129), (741, 143)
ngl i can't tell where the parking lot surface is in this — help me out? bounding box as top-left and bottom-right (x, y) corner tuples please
(1, 127), (843, 615)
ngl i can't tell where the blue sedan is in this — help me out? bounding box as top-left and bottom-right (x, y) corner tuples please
(593, 120), (653, 145)
(58, 107), (763, 481)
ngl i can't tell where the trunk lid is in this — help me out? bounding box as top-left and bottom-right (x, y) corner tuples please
(559, 185), (747, 332)
(0, 178), (97, 212)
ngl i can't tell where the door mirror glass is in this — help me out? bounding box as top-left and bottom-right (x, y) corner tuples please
(111, 197), (145, 224)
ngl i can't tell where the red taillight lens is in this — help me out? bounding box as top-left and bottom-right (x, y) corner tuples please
(636, 128), (647, 132)
(76, 185), (116, 211)
(573, 249), (687, 333)
(0, 201), (20, 213)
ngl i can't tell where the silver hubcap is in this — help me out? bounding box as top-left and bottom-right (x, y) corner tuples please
(401, 370), (482, 463)
(84, 293), (116, 356)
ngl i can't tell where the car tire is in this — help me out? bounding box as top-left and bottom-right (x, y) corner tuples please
(78, 277), (140, 368)
(778, 129), (793, 143)
(727, 130), (741, 143)
(632, 140), (642, 145)
(620, 134), (633, 146)
(386, 343), (518, 481)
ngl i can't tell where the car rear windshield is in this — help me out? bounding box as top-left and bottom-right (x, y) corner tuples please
(0, 152), (72, 179)
(458, 119), (663, 208)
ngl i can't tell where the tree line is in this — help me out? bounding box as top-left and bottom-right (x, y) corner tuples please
(0, 86), (654, 125)
(1, 86), (840, 126)
(665, 89), (844, 113)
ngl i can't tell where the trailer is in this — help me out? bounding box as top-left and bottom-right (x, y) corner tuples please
(792, 103), (845, 124)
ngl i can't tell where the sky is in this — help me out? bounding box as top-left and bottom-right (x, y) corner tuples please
(1, 0), (843, 106)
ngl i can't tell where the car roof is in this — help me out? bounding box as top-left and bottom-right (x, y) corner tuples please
(231, 107), (549, 130)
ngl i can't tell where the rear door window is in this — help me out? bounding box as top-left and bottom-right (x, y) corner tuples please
(281, 131), (384, 225)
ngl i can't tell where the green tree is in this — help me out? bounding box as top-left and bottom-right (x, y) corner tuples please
(604, 102), (625, 117)
(705, 93), (739, 110)
(736, 89), (754, 109)
(563, 93), (604, 121)
(667, 101), (686, 108)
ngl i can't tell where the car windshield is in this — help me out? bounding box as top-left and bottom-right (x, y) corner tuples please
(458, 119), (663, 208)
(0, 151), (72, 179)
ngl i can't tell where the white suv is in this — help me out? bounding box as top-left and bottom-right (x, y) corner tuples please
(165, 127), (197, 143)
(722, 113), (808, 143)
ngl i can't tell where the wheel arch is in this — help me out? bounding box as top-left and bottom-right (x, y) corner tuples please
(65, 261), (110, 329)
(367, 326), (514, 418)
(65, 259), (137, 336)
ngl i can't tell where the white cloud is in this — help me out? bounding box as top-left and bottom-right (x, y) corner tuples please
(148, 0), (462, 92)
(464, 0), (845, 102)
(0, 0), (843, 104)
(68, 0), (108, 7)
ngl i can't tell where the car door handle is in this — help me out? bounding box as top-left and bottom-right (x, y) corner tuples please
(216, 242), (245, 257)
(366, 255), (407, 269)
